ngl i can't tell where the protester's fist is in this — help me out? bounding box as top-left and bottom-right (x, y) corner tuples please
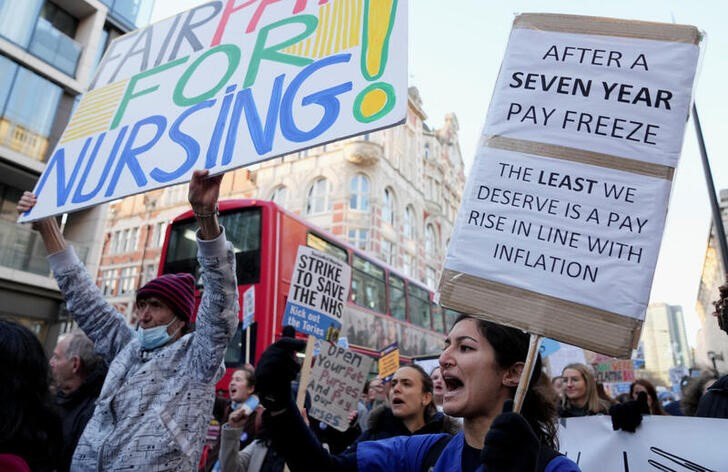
(481, 400), (540, 472)
(228, 407), (249, 428)
(188, 169), (223, 214)
(609, 391), (648, 433)
(255, 338), (306, 411)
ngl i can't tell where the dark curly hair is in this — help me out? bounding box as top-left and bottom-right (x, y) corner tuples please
(0, 319), (63, 471)
(712, 282), (728, 334)
(454, 315), (558, 449)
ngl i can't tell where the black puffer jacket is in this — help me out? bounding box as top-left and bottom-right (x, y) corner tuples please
(345, 404), (461, 453)
(54, 362), (107, 472)
(696, 374), (728, 419)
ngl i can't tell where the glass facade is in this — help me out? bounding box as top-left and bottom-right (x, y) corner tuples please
(100, 0), (154, 30)
(0, 0), (44, 47)
(0, 59), (62, 161)
(29, 17), (82, 76)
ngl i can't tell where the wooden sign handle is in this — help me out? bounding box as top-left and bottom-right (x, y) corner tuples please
(513, 334), (542, 413)
(296, 335), (316, 410)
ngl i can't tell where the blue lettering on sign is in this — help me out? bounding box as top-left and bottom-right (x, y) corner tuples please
(33, 53), (358, 214)
(282, 302), (341, 340)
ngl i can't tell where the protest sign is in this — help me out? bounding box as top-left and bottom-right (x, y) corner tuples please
(439, 14), (701, 357)
(242, 285), (255, 330)
(307, 343), (373, 431)
(20, 0), (407, 222)
(378, 342), (399, 381)
(558, 415), (727, 471)
(282, 245), (351, 340)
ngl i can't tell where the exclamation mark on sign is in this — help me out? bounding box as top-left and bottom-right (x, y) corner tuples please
(353, 0), (398, 123)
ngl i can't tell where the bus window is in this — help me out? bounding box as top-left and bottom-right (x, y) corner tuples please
(389, 274), (406, 321)
(408, 284), (431, 329)
(431, 302), (444, 333)
(307, 232), (348, 262)
(164, 208), (262, 285)
(351, 255), (386, 313)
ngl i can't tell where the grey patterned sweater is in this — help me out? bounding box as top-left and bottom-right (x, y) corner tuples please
(47, 228), (239, 471)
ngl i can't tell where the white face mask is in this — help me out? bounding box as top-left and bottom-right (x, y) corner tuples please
(136, 318), (178, 350)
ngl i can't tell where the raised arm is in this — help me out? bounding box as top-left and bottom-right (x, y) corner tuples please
(17, 192), (66, 254)
(186, 170), (239, 382)
(16, 193), (132, 363)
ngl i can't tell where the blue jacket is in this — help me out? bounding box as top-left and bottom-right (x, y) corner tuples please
(357, 432), (580, 472)
(267, 402), (580, 472)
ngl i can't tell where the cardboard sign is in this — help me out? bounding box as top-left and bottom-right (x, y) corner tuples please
(242, 285), (255, 330)
(558, 416), (727, 471)
(307, 343), (373, 431)
(377, 342), (399, 381)
(20, 0), (407, 222)
(283, 245), (351, 340)
(439, 14), (701, 357)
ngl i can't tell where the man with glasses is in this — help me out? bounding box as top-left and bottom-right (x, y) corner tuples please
(17, 169), (239, 471)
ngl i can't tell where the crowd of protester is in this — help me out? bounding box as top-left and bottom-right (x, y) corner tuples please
(3, 172), (728, 472)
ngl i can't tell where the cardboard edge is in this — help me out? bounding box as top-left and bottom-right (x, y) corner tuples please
(513, 13), (701, 45)
(485, 135), (675, 181)
(438, 269), (642, 358)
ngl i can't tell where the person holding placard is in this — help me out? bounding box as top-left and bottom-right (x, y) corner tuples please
(16, 170), (239, 471)
(558, 363), (610, 418)
(253, 316), (580, 471)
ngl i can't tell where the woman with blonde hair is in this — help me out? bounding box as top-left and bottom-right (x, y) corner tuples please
(559, 363), (609, 417)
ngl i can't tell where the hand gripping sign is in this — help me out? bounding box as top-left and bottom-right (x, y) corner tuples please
(20, 0), (407, 222)
(440, 14), (701, 358)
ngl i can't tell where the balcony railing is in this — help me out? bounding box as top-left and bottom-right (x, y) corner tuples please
(29, 17), (82, 76)
(0, 118), (50, 161)
(0, 218), (89, 277)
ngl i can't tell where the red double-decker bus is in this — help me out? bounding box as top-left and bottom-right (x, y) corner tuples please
(158, 199), (457, 392)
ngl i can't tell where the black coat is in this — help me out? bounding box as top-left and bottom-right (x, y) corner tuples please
(696, 374), (728, 419)
(54, 363), (107, 472)
(346, 405), (461, 453)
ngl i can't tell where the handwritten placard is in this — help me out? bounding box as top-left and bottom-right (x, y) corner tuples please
(307, 343), (373, 431)
(21, 0), (407, 222)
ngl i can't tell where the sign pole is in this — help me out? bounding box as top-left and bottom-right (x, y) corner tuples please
(514, 334), (542, 413)
(245, 328), (251, 365)
(296, 335), (317, 410)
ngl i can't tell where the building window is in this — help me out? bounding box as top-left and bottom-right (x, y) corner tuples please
(151, 222), (167, 248)
(404, 205), (415, 239)
(0, 0), (43, 47)
(29, 1), (82, 76)
(127, 227), (139, 252)
(271, 186), (287, 206)
(425, 224), (437, 258)
(381, 239), (395, 266)
(163, 184), (187, 206)
(424, 142), (430, 159)
(305, 178), (330, 215)
(119, 267), (138, 295)
(349, 174), (369, 211)
(403, 253), (414, 277)
(348, 228), (368, 251)
(0, 59), (62, 161)
(426, 266), (437, 290)
(143, 264), (156, 285)
(100, 269), (117, 296)
(382, 187), (395, 226)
